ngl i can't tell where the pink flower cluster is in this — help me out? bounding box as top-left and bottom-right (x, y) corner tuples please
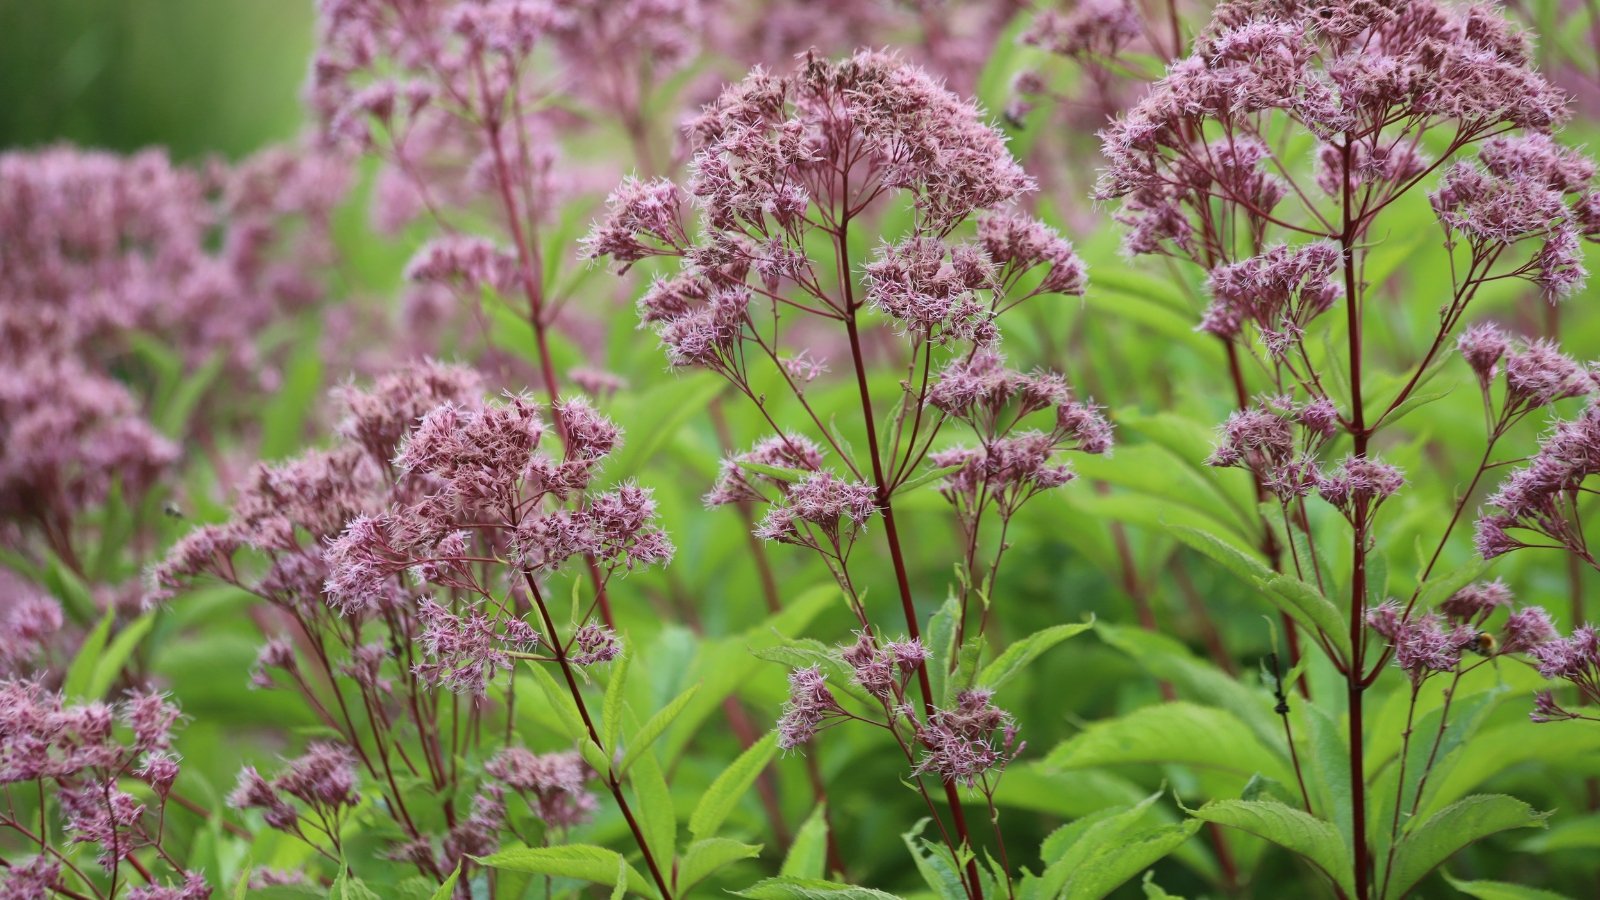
(0, 145), (346, 553)
(229, 742), (360, 840)
(485, 746), (598, 829)
(0, 681), (200, 890)
(1367, 581), (1554, 685)
(1476, 401), (1600, 562)
(1529, 627), (1600, 722)
(928, 350), (1113, 520)
(1096, 0), (1591, 309)
(1200, 243), (1342, 357)
(776, 634), (1018, 788)
(1432, 134), (1599, 298)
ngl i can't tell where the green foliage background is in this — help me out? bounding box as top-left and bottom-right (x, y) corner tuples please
(7, 2), (1600, 898)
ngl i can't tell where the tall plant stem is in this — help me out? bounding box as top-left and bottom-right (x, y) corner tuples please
(844, 313), (985, 899)
(1341, 139), (1372, 900)
(482, 108), (616, 629)
(707, 392), (849, 873)
(522, 573), (674, 899)
(1224, 340), (1304, 681)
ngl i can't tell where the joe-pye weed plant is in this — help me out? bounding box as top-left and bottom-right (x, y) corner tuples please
(1080, 0), (1600, 897)
(586, 48), (1163, 899)
(10, 0), (1600, 897)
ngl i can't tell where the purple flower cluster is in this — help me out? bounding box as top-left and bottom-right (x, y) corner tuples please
(0, 573), (63, 676)
(1366, 602), (1479, 684)
(914, 689), (1020, 789)
(1476, 401), (1600, 562)
(776, 666), (844, 751)
(1367, 582), (1557, 685)
(1021, 0), (1142, 60)
(152, 360), (671, 878)
(485, 746), (598, 829)
(1458, 323), (1594, 417)
(928, 350), (1112, 522)
(229, 742), (361, 845)
(413, 596), (541, 695)
(753, 473), (879, 550)
(1529, 627), (1600, 722)
(0, 681), (201, 888)
(1432, 134), (1599, 298)
(839, 630), (928, 703)
(1097, 0), (1590, 309)
(0, 144), (347, 568)
(587, 50), (1079, 387)
(705, 434), (827, 508)
(1200, 243), (1342, 357)
(1206, 397), (1350, 502)
(777, 634), (1017, 790)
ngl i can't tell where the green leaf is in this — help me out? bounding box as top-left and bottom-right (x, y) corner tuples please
(734, 877), (901, 899)
(781, 804), (831, 879)
(630, 746), (677, 873)
(475, 845), (653, 897)
(1165, 526), (1349, 659)
(978, 620), (1094, 693)
(619, 681), (700, 775)
(1258, 574), (1352, 662)
(1414, 557), (1492, 611)
(1063, 820), (1201, 900)
(1190, 799), (1355, 897)
(328, 869), (382, 900)
(611, 856), (630, 900)
(1384, 795), (1548, 900)
(659, 585), (835, 764)
(427, 866), (461, 900)
(44, 552), (98, 622)
(1442, 871), (1571, 900)
(1166, 522), (1274, 585)
(1046, 702), (1291, 784)
(87, 611), (156, 700)
(677, 838), (762, 894)
(232, 854), (253, 900)
(63, 612), (115, 700)
(902, 821), (968, 900)
(1520, 812), (1600, 853)
(1140, 870), (1186, 899)
(737, 460), (816, 483)
(156, 351), (226, 438)
(1023, 790), (1199, 900)
(1381, 388), (1453, 428)
(259, 340), (323, 460)
(607, 375), (726, 480)
(902, 463), (964, 493)
(690, 731), (778, 840)
(603, 642), (632, 751)
(579, 738), (612, 780)
(927, 594), (960, 705)
(525, 660), (587, 743)
(1096, 623), (1281, 753)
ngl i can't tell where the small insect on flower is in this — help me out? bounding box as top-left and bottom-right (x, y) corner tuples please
(1470, 631), (1499, 657)
(163, 501), (185, 518)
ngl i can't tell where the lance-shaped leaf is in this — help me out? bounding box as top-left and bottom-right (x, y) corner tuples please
(1190, 799), (1355, 898)
(1046, 702), (1292, 784)
(979, 620), (1094, 693)
(1167, 524), (1351, 661)
(690, 731), (779, 840)
(476, 844), (654, 897)
(735, 877), (901, 899)
(1384, 795), (1548, 899)
(678, 838), (763, 894)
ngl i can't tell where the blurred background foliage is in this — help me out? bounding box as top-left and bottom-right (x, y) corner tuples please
(0, 0), (313, 159)
(6, 1), (1600, 898)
